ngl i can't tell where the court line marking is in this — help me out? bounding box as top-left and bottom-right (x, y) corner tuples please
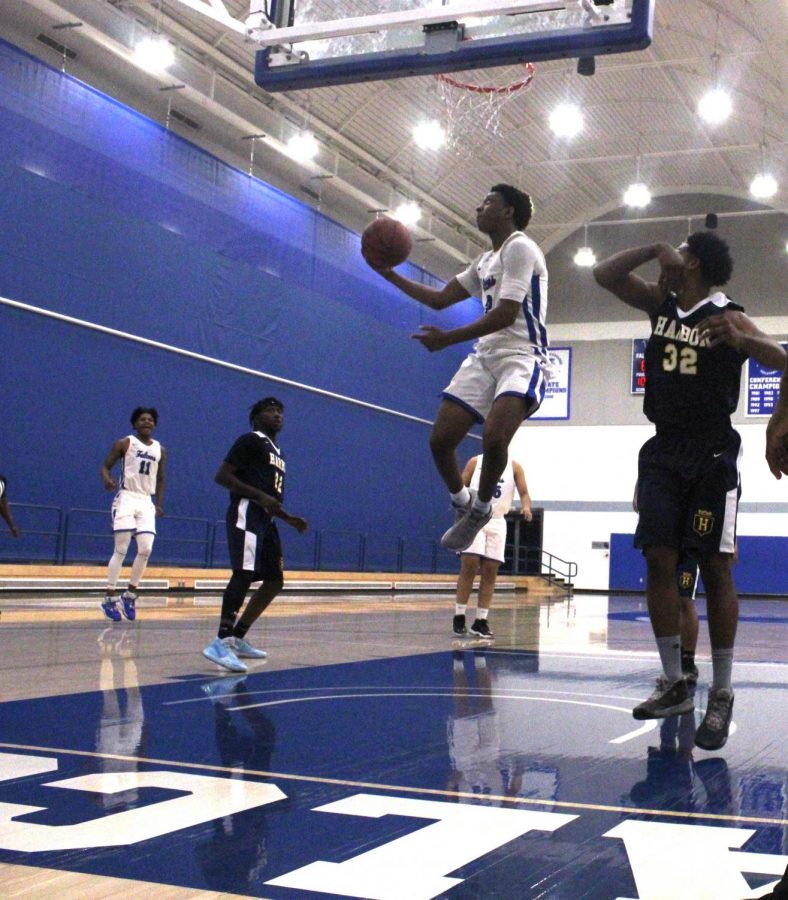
(2, 741), (779, 827)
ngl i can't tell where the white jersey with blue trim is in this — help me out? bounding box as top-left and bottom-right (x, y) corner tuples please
(119, 435), (161, 496)
(469, 455), (515, 519)
(456, 231), (548, 355)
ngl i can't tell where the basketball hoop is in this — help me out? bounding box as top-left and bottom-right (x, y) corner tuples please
(435, 62), (535, 154)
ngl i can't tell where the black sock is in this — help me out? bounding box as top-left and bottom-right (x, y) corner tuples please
(233, 620), (250, 640)
(218, 572), (252, 639)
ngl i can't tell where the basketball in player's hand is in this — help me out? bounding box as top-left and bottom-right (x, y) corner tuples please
(361, 216), (413, 270)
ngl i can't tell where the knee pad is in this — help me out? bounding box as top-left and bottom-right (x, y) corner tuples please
(134, 533), (154, 559)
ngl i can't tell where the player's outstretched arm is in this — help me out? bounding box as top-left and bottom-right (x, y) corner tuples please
(155, 446), (167, 516)
(377, 270), (470, 311)
(100, 437), (129, 491)
(513, 461), (533, 521)
(699, 312), (787, 371)
(593, 243), (678, 313)
(412, 299), (520, 352)
(0, 494), (19, 537)
(214, 462), (282, 517)
(766, 363), (788, 480)
(461, 456), (478, 488)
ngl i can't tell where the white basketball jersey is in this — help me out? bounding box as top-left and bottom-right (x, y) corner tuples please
(456, 231), (548, 355)
(119, 435), (161, 496)
(469, 455), (515, 518)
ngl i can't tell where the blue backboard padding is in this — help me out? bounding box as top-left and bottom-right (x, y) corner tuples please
(256, 0), (653, 92)
(609, 533), (788, 595)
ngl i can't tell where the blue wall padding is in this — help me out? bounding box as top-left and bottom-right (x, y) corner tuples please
(609, 533), (787, 596)
(0, 39), (482, 567)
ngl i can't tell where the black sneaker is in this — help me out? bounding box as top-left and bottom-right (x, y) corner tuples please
(453, 614), (467, 635)
(695, 688), (734, 751)
(632, 677), (694, 720)
(469, 618), (493, 639)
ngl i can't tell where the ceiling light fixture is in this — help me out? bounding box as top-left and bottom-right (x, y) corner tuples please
(133, 35), (175, 73)
(413, 120), (446, 151)
(749, 172), (778, 199)
(287, 131), (319, 163)
(698, 87), (732, 125)
(392, 200), (422, 227)
(573, 225), (596, 266)
(624, 181), (651, 208)
(549, 102), (583, 139)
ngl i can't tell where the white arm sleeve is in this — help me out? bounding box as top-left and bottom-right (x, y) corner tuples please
(499, 239), (538, 303)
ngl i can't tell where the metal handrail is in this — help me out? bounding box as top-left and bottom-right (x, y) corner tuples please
(2, 502), (574, 580)
(0, 503), (64, 563)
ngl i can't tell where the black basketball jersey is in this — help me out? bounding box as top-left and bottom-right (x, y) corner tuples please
(224, 431), (285, 505)
(643, 292), (747, 439)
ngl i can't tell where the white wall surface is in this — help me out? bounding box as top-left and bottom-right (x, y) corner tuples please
(510, 423), (787, 591)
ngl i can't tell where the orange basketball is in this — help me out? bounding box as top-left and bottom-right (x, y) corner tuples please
(361, 216), (413, 269)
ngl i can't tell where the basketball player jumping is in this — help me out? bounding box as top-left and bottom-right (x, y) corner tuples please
(203, 397), (308, 673)
(593, 232), (785, 750)
(367, 185), (550, 553)
(100, 407), (166, 622)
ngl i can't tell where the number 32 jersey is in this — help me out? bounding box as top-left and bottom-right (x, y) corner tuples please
(119, 435), (162, 496)
(644, 291), (746, 439)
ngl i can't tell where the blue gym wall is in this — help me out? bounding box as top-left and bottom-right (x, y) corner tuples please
(0, 39), (481, 570)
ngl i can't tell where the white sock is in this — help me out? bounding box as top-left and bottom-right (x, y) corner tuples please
(472, 497), (491, 515)
(477, 608), (489, 620)
(711, 648), (734, 692)
(455, 604), (466, 616)
(656, 635), (683, 682)
(451, 487), (471, 508)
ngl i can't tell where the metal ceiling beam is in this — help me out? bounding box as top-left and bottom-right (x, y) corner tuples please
(21, 0), (477, 262)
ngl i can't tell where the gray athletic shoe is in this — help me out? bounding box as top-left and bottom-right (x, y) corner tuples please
(441, 504), (492, 552)
(695, 688), (734, 751)
(632, 677), (694, 720)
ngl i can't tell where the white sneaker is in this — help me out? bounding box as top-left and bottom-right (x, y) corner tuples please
(227, 636), (267, 659)
(202, 637), (248, 673)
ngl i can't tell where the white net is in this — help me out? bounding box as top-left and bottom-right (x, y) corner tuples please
(435, 63), (535, 156)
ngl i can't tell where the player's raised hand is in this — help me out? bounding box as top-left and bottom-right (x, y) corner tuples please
(656, 245), (685, 295)
(284, 514), (309, 534)
(698, 311), (746, 349)
(412, 324), (450, 352)
(766, 406), (788, 479)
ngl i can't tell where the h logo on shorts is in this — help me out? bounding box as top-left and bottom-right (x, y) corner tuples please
(693, 510), (715, 537)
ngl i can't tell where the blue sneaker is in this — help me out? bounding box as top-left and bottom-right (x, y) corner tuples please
(101, 597), (122, 622)
(202, 637), (248, 673)
(119, 590), (137, 621)
(228, 636), (267, 659)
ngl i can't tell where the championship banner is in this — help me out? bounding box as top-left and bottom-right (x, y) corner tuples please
(631, 338), (648, 394)
(746, 344), (787, 416)
(532, 347), (571, 420)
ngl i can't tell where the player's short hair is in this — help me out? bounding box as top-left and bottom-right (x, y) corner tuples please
(249, 396), (284, 425)
(685, 231), (733, 286)
(490, 183), (533, 229)
(130, 406), (159, 425)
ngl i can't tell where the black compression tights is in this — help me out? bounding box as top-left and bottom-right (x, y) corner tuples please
(217, 571), (254, 638)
